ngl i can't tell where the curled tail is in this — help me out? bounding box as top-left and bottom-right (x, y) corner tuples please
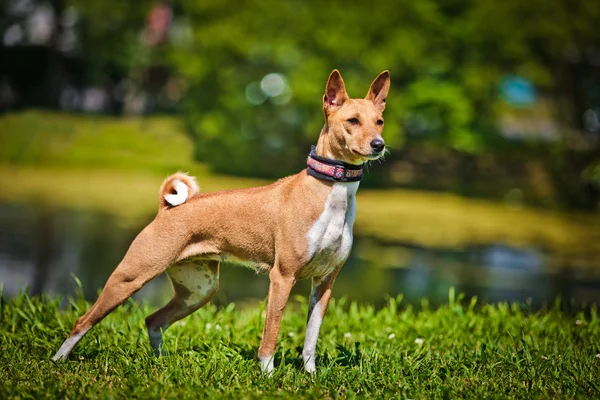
(159, 172), (200, 209)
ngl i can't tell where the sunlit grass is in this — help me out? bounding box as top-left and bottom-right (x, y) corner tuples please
(355, 189), (600, 259)
(1, 291), (598, 398)
(0, 110), (198, 174)
(1, 111), (600, 398)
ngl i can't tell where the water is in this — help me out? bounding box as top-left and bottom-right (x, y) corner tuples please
(1, 203), (599, 310)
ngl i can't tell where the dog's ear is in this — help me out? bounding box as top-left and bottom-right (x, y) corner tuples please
(324, 70), (349, 113)
(365, 71), (390, 112)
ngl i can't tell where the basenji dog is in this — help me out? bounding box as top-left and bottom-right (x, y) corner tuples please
(52, 69), (390, 374)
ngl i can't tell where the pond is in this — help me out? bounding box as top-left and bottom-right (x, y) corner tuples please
(1, 202), (599, 310)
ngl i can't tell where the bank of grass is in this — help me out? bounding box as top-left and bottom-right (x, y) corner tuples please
(0, 110), (272, 219)
(1, 110), (600, 257)
(1, 290), (599, 399)
(0, 110), (199, 174)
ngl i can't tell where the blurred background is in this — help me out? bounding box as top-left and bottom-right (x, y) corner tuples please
(1, 0), (600, 309)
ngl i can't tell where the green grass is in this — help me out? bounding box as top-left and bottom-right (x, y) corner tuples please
(1, 290), (599, 399)
(0, 110), (200, 175)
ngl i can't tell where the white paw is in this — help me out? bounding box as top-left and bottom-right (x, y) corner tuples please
(259, 355), (275, 376)
(51, 350), (67, 362)
(302, 353), (316, 374)
(304, 362), (316, 374)
(52, 331), (87, 362)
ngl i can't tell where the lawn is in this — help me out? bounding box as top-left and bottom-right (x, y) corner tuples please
(1, 291), (598, 398)
(1, 111), (600, 398)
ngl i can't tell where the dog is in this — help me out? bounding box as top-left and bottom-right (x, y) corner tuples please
(52, 69), (390, 374)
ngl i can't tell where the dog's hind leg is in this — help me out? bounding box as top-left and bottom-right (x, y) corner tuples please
(52, 224), (184, 361)
(145, 259), (219, 356)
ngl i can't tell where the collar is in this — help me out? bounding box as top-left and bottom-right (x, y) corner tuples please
(306, 146), (364, 182)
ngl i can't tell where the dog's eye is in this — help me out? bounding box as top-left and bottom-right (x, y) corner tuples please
(377, 119), (384, 126)
(347, 118), (359, 125)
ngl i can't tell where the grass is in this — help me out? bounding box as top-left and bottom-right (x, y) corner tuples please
(0, 110), (199, 174)
(1, 111), (600, 397)
(1, 110), (600, 260)
(1, 290), (599, 399)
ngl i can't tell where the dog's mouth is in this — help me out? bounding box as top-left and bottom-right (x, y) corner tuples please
(352, 149), (385, 162)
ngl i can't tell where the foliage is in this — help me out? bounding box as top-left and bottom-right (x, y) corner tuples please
(38, 1), (600, 207)
(64, 0), (152, 82)
(1, 291), (599, 398)
(156, 0), (600, 177)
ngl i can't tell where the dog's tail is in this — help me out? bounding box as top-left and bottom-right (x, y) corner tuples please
(159, 172), (200, 210)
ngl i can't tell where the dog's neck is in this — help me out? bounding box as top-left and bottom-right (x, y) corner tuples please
(315, 125), (334, 160)
(314, 124), (340, 161)
(307, 146), (363, 183)
(310, 125), (365, 183)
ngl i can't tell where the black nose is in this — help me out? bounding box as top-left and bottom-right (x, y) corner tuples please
(370, 139), (385, 153)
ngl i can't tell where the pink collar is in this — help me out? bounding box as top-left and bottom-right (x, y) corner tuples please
(306, 146), (363, 182)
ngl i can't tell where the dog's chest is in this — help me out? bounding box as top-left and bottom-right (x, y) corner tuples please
(301, 182), (358, 279)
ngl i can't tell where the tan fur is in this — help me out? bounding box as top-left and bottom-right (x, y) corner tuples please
(52, 70), (391, 374)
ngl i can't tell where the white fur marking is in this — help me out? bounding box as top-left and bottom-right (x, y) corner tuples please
(303, 181), (358, 279)
(164, 180), (189, 206)
(259, 355), (275, 375)
(52, 329), (88, 361)
(302, 298), (324, 373)
(167, 259), (218, 307)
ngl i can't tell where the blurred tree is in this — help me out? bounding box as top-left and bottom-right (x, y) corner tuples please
(2, 0), (599, 205)
(65, 0), (150, 81)
(162, 0), (600, 179)
(168, 0), (455, 177)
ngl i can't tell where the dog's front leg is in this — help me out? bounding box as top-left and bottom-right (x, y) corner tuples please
(302, 267), (342, 373)
(258, 266), (296, 375)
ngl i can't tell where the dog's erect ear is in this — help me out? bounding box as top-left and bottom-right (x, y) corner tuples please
(324, 70), (349, 113)
(365, 70), (390, 112)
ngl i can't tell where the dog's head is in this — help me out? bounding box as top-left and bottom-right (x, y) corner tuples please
(320, 70), (390, 165)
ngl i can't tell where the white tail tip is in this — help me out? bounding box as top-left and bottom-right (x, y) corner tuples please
(163, 180), (189, 206)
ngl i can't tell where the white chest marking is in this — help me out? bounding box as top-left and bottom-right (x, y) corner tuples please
(302, 182), (359, 278)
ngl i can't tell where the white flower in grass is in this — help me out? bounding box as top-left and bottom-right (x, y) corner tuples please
(344, 332), (352, 339)
(288, 332), (296, 337)
(576, 320), (582, 326)
(178, 321), (186, 327)
(541, 356), (549, 360)
(415, 338), (424, 345)
(205, 323), (212, 330)
(388, 333), (396, 340)
(596, 353), (600, 359)
(215, 324), (221, 331)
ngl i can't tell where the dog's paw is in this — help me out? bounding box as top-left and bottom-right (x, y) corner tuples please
(302, 352), (316, 374)
(304, 362), (316, 374)
(259, 355), (275, 376)
(51, 351), (68, 362)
